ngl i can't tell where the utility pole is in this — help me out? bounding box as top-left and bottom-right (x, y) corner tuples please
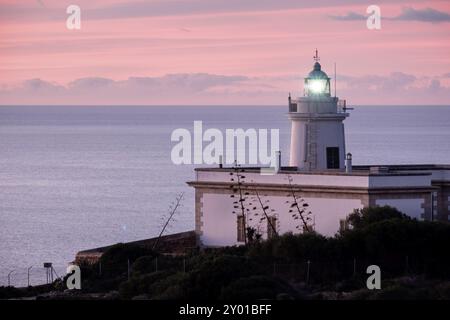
(27, 266), (33, 287)
(7, 270), (15, 287)
(306, 260), (311, 284)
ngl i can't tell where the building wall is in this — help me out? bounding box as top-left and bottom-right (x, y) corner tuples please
(196, 170), (370, 187)
(300, 197), (363, 236)
(433, 183), (450, 221)
(289, 119), (346, 170)
(369, 174), (431, 188)
(314, 120), (347, 170)
(374, 198), (425, 220)
(192, 167), (447, 247)
(198, 189), (364, 247)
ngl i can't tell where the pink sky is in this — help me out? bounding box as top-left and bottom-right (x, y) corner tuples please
(1, 0), (450, 105)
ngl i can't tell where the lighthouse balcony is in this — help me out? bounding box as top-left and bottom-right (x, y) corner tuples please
(337, 99), (347, 113)
(289, 96), (348, 115)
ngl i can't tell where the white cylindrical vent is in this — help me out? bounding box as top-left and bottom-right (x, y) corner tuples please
(219, 155), (223, 168)
(345, 152), (352, 173)
(275, 151), (281, 173)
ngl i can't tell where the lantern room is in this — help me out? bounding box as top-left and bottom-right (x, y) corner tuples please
(304, 50), (331, 97)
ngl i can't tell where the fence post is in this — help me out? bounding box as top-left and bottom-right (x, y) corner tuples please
(183, 258), (186, 273)
(27, 266), (33, 287)
(405, 255), (409, 275)
(155, 257), (158, 272)
(99, 261), (102, 277)
(127, 259), (130, 280)
(306, 260), (311, 284)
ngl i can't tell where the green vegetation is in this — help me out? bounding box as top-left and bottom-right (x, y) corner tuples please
(0, 282), (65, 300)
(3, 205), (450, 300)
(75, 206), (450, 300)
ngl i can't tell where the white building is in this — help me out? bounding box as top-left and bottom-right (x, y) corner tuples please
(188, 54), (450, 247)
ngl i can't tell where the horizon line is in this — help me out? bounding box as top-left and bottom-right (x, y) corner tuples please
(1, 104), (450, 107)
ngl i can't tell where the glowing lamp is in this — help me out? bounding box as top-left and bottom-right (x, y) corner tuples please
(308, 79), (327, 94)
(303, 52), (331, 97)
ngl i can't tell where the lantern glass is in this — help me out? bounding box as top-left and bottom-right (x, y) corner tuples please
(308, 79), (326, 94)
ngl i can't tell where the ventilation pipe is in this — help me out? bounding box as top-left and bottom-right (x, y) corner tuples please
(345, 153), (352, 173)
(275, 151), (281, 173)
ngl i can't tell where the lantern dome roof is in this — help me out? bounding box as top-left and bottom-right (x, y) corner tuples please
(307, 62), (329, 79)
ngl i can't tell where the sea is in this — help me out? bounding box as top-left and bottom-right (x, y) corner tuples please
(1, 105), (449, 287)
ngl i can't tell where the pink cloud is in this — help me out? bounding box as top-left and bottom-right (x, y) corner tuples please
(1, 72), (449, 105)
(0, 0), (449, 104)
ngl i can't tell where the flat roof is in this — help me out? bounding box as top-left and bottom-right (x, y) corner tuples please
(193, 165), (446, 177)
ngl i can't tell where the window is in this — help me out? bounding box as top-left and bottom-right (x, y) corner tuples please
(237, 215), (246, 242)
(326, 147), (340, 169)
(267, 216), (277, 239)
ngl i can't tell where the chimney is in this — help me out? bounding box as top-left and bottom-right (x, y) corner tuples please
(345, 153), (352, 173)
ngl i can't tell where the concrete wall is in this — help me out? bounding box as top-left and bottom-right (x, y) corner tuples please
(196, 170), (431, 189)
(295, 97), (338, 114)
(193, 167), (446, 247)
(199, 191), (364, 247)
(375, 198), (425, 220)
(369, 174), (431, 188)
(289, 118), (346, 170)
(196, 170), (369, 187)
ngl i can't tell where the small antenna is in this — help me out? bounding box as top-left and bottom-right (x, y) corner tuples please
(334, 62), (337, 97)
(313, 49), (320, 62)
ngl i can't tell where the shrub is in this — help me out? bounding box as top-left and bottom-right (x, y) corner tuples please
(219, 276), (298, 300)
(119, 271), (172, 299)
(131, 255), (181, 276)
(344, 205), (410, 231)
(99, 243), (156, 277)
(150, 273), (189, 300)
(184, 255), (264, 300)
(247, 232), (328, 263)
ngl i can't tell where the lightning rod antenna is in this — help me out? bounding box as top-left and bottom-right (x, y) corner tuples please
(334, 62), (337, 97)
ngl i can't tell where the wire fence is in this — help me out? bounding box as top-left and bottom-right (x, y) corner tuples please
(85, 255), (428, 284)
(1, 254), (441, 288)
(266, 255), (433, 284)
(0, 265), (66, 288)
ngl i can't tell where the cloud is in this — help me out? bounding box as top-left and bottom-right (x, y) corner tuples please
(22, 78), (63, 91)
(1, 72), (449, 105)
(341, 72), (416, 92)
(337, 72), (450, 104)
(0, 0), (373, 22)
(392, 7), (450, 23)
(68, 77), (115, 89)
(0, 73), (253, 105)
(429, 79), (441, 91)
(330, 7), (450, 24)
(36, 0), (46, 8)
(329, 12), (366, 21)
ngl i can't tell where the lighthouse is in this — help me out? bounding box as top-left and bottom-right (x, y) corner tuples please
(188, 50), (450, 247)
(288, 50), (349, 171)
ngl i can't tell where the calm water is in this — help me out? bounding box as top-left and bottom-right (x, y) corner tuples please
(1, 105), (450, 286)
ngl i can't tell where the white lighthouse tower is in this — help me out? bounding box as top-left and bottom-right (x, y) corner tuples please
(288, 51), (349, 171)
